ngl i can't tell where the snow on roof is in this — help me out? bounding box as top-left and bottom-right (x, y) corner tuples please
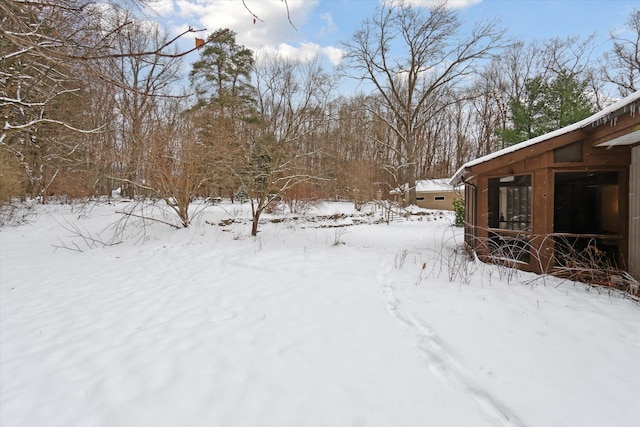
(450, 90), (640, 185)
(417, 179), (454, 192)
(390, 178), (458, 194)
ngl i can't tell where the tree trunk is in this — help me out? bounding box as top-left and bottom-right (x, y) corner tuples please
(251, 210), (261, 236)
(406, 134), (417, 206)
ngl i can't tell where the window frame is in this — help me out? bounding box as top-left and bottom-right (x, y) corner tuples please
(487, 174), (533, 264)
(488, 175), (532, 232)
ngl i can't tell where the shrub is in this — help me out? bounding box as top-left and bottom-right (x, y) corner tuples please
(452, 197), (465, 227)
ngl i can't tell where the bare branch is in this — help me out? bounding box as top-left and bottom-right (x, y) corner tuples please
(282, 0), (298, 31)
(4, 118), (106, 134)
(240, 0), (297, 30)
(115, 210), (181, 229)
(241, 0), (264, 23)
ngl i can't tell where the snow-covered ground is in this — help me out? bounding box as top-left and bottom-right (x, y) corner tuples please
(1, 199), (639, 427)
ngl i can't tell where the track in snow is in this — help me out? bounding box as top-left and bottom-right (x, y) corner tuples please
(377, 254), (527, 427)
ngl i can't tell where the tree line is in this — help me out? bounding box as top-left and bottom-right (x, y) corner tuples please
(2, 0), (639, 231)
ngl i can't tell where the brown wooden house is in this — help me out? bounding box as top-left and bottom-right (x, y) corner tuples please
(450, 91), (640, 282)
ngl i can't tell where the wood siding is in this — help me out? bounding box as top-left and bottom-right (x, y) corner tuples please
(630, 145), (640, 279)
(464, 183), (477, 244)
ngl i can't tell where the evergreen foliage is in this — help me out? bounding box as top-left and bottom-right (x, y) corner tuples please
(497, 72), (595, 147)
(453, 197), (465, 227)
(189, 29), (256, 114)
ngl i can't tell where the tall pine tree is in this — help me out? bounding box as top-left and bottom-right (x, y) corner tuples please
(189, 28), (256, 118)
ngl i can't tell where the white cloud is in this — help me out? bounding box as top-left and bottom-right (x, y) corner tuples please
(257, 42), (317, 63)
(151, 0), (318, 50)
(321, 46), (345, 66)
(255, 42), (345, 67)
(444, 0), (482, 8)
(149, 1), (343, 67)
(281, 42), (318, 62)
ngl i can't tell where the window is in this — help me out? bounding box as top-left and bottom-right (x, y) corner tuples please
(553, 141), (583, 163)
(434, 196), (445, 201)
(488, 175), (532, 231)
(487, 175), (532, 263)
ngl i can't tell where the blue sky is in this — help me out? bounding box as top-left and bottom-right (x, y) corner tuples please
(149, 0), (638, 78)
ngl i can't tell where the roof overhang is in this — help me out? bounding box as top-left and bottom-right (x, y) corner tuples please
(595, 125), (640, 147)
(449, 167), (469, 186)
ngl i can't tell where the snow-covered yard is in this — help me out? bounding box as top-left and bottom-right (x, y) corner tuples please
(1, 200), (638, 427)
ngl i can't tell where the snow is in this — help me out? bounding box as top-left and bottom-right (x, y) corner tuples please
(390, 178), (461, 194)
(415, 178), (453, 192)
(1, 199), (639, 427)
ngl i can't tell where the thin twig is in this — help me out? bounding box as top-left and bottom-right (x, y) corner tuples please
(116, 210), (181, 229)
(242, 0), (264, 23)
(282, 0), (298, 31)
(241, 0), (297, 30)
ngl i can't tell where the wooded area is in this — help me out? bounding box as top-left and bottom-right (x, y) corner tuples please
(2, 0), (639, 233)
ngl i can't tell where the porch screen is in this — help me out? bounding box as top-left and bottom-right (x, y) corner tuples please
(554, 171), (619, 234)
(488, 175), (532, 231)
(553, 171), (620, 265)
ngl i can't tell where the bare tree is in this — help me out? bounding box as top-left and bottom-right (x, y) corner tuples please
(74, 69), (120, 197)
(461, 35), (599, 164)
(246, 52), (335, 235)
(603, 8), (640, 97)
(1, 1), (86, 199)
(144, 98), (213, 227)
(0, 0), (204, 202)
(465, 61), (511, 158)
(0, 0), (201, 139)
(323, 95), (388, 203)
(540, 34), (597, 80)
(492, 36), (598, 148)
(340, 0), (504, 205)
(97, 7), (184, 198)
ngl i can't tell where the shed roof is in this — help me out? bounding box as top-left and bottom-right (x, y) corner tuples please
(416, 179), (454, 192)
(450, 90), (640, 185)
(390, 178), (458, 195)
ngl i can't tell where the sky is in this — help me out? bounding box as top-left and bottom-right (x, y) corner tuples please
(145, 0), (639, 92)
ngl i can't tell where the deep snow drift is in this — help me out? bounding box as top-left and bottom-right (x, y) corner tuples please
(1, 199), (639, 427)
